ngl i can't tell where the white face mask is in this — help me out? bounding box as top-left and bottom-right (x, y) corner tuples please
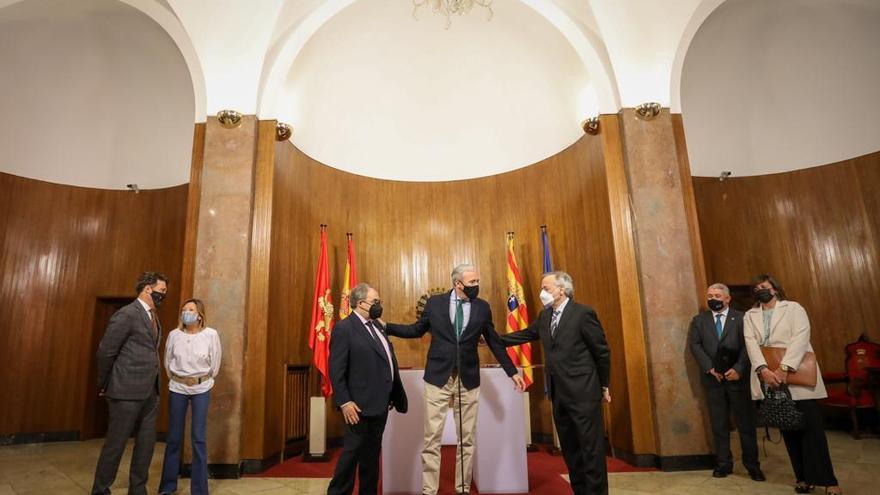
(539, 289), (555, 307)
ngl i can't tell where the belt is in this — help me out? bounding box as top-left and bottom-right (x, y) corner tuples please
(170, 373), (210, 386)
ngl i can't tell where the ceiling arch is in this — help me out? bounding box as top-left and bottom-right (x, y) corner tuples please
(0, 0), (196, 188)
(257, 0), (621, 120)
(680, 0), (880, 177)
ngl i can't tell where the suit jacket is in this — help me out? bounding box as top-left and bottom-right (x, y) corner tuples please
(385, 291), (518, 390)
(688, 308), (749, 387)
(500, 300), (610, 405)
(744, 300), (827, 401)
(96, 300), (162, 400)
(330, 313), (408, 416)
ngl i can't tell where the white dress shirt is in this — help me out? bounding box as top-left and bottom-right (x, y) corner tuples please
(712, 306), (729, 331)
(164, 327), (222, 395)
(355, 312), (394, 379)
(137, 298), (153, 317)
(448, 289), (472, 329)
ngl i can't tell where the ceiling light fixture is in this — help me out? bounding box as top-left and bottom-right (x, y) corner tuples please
(412, 0), (493, 29)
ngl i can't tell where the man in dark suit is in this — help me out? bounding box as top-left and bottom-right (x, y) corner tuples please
(384, 264), (524, 495)
(688, 283), (764, 481)
(498, 271), (610, 495)
(328, 282), (407, 495)
(91, 271), (168, 495)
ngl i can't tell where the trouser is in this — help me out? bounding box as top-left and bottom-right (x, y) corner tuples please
(781, 399), (838, 487)
(159, 390), (211, 495)
(553, 396), (607, 495)
(91, 389), (159, 495)
(422, 374), (480, 495)
(704, 382), (760, 470)
(327, 412), (389, 495)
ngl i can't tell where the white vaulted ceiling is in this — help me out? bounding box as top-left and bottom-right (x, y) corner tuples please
(680, 0), (880, 177)
(1, 0), (878, 186)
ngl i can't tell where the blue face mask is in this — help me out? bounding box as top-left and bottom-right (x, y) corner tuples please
(181, 311), (199, 326)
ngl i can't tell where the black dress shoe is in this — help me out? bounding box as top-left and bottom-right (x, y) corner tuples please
(712, 467), (732, 478)
(748, 467), (766, 481)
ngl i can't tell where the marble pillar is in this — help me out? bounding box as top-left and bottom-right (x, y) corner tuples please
(617, 108), (712, 465)
(192, 115), (257, 465)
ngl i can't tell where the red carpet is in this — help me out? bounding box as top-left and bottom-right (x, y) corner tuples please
(255, 446), (655, 494)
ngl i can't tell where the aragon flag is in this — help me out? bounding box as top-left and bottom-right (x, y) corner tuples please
(505, 232), (534, 389)
(308, 225), (334, 397)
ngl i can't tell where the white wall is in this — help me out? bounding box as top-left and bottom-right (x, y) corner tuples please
(682, 0), (880, 177)
(281, 0), (594, 182)
(0, 0), (194, 189)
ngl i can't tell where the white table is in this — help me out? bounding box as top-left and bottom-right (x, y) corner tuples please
(382, 368), (529, 494)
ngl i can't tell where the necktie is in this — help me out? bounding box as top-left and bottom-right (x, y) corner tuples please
(366, 321), (382, 346)
(149, 309), (159, 340)
(715, 313), (723, 338)
(454, 300), (464, 340)
(551, 310), (561, 338)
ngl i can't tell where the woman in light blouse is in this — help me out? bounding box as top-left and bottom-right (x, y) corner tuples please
(159, 299), (221, 495)
(743, 274), (840, 495)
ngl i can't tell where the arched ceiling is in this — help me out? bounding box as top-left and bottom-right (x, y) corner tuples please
(681, 0), (880, 177)
(2, 0), (877, 186)
(281, 0), (593, 181)
(0, 0), (195, 189)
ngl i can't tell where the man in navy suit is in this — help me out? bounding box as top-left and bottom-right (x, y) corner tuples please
(688, 283), (763, 481)
(384, 264), (524, 495)
(328, 282), (407, 495)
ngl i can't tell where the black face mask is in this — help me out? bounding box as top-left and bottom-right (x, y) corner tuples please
(707, 299), (725, 312)
(368, 302), (383, 320)
(461, 284), (480, 301)
(754, 288), (774, 304)
(150, 291), (166, 308)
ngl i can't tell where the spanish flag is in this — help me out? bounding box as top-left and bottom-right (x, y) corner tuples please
(308, 225), (334, 397)
(339, 233), (358, 319)
(505, 233), (534, 388)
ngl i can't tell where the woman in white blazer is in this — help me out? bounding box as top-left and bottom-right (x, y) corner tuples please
(744, 274), (840, 495)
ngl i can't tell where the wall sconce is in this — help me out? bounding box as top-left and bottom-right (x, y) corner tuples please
(634, 102), (661, 121)
(217, 109), (243, 129)
(125, 183), (139, 193)
(581, 117), (600, 135)
(275, 122), (293, 141)
(719, 171), (732, 182)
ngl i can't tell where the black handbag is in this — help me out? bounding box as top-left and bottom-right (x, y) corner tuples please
(757, 383), (805, 431)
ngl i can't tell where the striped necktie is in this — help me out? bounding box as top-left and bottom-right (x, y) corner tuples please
(551, 309), (561, 338)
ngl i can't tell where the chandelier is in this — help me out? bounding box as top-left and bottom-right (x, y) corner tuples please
(412, 0), (494, 29)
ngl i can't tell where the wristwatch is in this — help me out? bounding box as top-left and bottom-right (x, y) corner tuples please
(780, 364), (793, 373)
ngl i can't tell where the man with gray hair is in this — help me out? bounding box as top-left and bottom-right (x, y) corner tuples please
(499, 271), (611, 495)
(384, 263), (524, 495)
(688, 283), (763, 481)
(328, 283), (407, 495)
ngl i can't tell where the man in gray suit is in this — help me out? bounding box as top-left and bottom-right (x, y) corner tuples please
(688, 283), (763, 482)
(91, 271), (168, 495)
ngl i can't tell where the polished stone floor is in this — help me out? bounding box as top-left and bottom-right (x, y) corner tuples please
(0, 430), (877, 494)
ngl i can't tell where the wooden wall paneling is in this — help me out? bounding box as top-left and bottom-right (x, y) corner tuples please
(693, 151), (880, 374)
(268, 134), (634, 447)
(240, 119), (277, 459)
(179, 123), (206, 302)
(0, 173), (187, 437)
(672, 114), (709, 305)
(598, 114), (657, 455)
